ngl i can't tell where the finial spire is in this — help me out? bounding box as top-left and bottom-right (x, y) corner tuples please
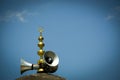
(20, 27), (59, 74)
(37, 27), (45, 72)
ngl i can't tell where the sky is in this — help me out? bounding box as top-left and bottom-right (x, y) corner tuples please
(0, 0), (120, 80)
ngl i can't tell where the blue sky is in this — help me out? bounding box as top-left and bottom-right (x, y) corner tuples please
(0, 0), (120, 80)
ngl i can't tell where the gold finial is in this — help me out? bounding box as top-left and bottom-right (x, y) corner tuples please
(37, 27), (45, 72)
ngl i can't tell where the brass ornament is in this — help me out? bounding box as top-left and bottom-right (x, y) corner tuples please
(20, 27), (59, 74)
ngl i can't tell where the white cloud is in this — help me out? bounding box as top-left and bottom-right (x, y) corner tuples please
(0, 10), (39, 23)
(0, 11), (14, 22)
(106, 6), (120, 21)
(16, 12), (26, 22)
(106, 15), (114, 20)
